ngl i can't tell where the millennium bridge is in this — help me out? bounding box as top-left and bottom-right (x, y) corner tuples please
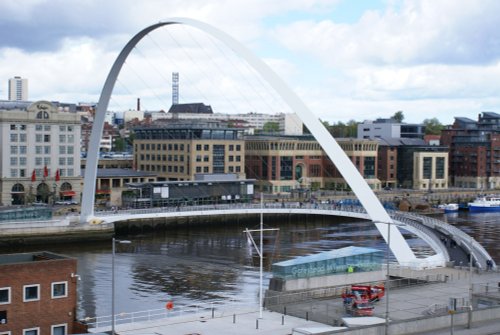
(71, 18), (495, 271)
(89, 202), (494, 271)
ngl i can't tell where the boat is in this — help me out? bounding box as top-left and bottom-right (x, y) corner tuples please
(438, 203), (459, 213)
(468, 196), (500, 212)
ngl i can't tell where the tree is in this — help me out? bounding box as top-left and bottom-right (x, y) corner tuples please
(423, 118), (444, 135)
(263, 121), (280, 133)
(392, 111), (405, 123)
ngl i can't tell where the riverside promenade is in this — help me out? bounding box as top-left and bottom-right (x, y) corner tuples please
(87, 267), (500, 335)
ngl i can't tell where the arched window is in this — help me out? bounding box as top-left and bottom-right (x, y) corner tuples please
(12, 183), (25, 193)
(36, 111), (50, 119)
(60, 182), (72, 191)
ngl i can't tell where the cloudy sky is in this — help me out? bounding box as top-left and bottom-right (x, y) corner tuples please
(1, 0), (499, 125)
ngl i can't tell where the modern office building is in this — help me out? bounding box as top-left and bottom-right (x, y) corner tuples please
(377, 138), (449, 190)
(358, 118), (425, 140)
(0, 251), (78, 334)
(245, 135), (380, 193)
(441, 112), (500, 189)
(8, 76), (28, 101)
(0, 101), (82, 205)
(133, 120), (246, 181)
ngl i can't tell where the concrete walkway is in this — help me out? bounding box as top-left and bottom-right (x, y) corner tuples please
(93, 309), (345, 335)
(88, 268), (500, 335)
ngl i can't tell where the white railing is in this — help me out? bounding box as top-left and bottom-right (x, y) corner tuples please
(83, 298), (258, 330)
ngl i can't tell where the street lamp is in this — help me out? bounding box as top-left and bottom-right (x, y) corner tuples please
(375, 220), (404, 335)
(112, 237), (131, 335)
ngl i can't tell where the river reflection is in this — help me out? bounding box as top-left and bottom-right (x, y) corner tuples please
(1, 211), (497, 319)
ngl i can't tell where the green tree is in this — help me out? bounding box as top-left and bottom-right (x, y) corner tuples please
(113, 136), (126, 152)
(392, 111), (405, 123)
(263, 121), (280, 133)
(423, 117), (444, 135)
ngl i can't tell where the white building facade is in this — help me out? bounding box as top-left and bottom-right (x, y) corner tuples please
(0, 101), (82, 205)
(8, 76), (28, 101)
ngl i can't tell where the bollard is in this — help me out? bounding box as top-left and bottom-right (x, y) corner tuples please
(233, 314), (236, 323)
(306, 311), (309, 321)
(284, 306), (287, 315)
(256, 319), (259, 329)
(211, 307), (215, 318)
(282, 315), (284, 325)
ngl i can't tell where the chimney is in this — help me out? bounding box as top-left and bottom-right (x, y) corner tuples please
(137, 98), (140, 111)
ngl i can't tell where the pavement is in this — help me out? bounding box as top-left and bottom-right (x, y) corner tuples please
(88, 267), (500, 335)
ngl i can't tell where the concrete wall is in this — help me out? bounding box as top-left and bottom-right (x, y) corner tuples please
(330, 305), (500, 335)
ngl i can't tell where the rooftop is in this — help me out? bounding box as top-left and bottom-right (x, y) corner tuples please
(0, 251), (72, 266)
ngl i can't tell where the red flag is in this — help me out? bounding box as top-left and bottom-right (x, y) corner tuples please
(43, 166), (48, 178)
(55, 169), (60, 182)
(31, 169), (36, 182)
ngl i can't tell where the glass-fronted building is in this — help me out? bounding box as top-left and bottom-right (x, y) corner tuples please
(272, 246), (384, 280)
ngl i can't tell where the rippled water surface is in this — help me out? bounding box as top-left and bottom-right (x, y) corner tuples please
(2, 211), (497, 319)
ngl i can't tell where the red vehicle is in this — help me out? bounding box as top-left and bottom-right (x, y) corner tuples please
(342, 295), (374, 316)
(344, 285), (385, 302)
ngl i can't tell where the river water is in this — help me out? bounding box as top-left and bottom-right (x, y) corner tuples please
(2, 211), (498, 320)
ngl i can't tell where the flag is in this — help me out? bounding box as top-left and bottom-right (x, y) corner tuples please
(31, 169), (36, 182)
(55, 169), (60, 182)
(43, 166), (48, 178)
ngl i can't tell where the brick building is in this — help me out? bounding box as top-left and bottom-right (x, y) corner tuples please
(0, 252), (78, 335)
(441, 112), (500, 190)
(245, 135), (380, 193)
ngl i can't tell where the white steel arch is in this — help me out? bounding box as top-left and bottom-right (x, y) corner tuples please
(80, 18), (422, 265)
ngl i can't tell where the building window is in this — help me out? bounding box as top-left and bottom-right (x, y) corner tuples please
(10, 134), (18, 142)
(51, 324), (67, 335)
(52, 282), (67, 299)
(36, 146), (42, 154)
(67, 146), (74, 154)
(59, 146), (66, 154)
(423, 157), (432, 179)
(19, 157), (27, 166)
(35, 124), (43, 131)
(10, 146), (17, 154)
(10, 157), (17, 166)
(67, 169), (74, 177)
(19, 146), (27, 154)
(23, 328), (39, 335)
(203, 166), (209, 173)
(59, 135), (66, 143)
(23, 285), (40, 302)
(0, 287), (11, 304)
(196, 144), (202, 151)
(67, 135), (74, 143)
(196, 166), (202, 173)
(204, 144), (209, 151)
(44, 134), (51, 142)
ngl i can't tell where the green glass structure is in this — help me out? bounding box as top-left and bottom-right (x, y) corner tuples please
(272, 246), (384, 279)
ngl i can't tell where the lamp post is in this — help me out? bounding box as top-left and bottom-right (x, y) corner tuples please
(376, 220), (404, 335)
(112, 237), (131, 335)
(467, 238), (474, 329)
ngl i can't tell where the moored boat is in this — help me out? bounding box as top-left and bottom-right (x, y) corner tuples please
(438, 203), (459, 213)
(468, 196), (500, 212)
